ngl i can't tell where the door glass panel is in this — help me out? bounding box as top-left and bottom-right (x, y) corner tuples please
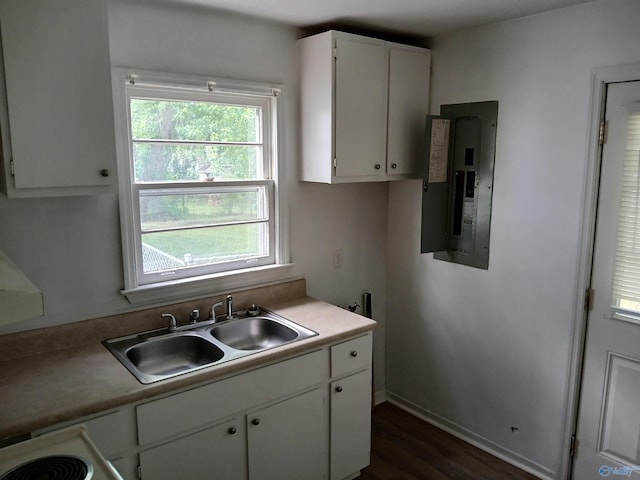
(612, 106), (640, 316)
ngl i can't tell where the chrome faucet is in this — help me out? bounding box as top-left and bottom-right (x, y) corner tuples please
(226, 294), (233, 320)
(162, 313), (177, 332)
(209, 301), (223, 321)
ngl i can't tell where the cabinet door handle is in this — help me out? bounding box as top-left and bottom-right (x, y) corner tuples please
(350, 350), (358, 358)
(391, 163), (397, 169)
(228, 427), (237, 435)
(252, 418), (260, 426)
(335, 386), (343, 393)
(374, 164), (381, 170)
(100, 169), (110, 177)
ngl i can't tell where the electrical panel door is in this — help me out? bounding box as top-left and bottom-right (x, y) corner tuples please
(421, 101), (498, 269)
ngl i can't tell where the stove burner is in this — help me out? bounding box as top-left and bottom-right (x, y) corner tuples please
(0, 455), (92, 480)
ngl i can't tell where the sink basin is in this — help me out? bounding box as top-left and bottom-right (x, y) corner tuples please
(103, 308), (318, 384)
(209, 316), (298, 350)
(126, 334), (225, 376)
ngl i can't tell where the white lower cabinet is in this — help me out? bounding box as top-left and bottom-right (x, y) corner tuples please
(139, 418), (246, 480)
(35, 333), (372, 480)
(330, 370), (372, 480)
(248, 388), (327, 480)
(136, 350), (330, 480)
(329, 335), (374, 479)
(139, 388), (328, 480)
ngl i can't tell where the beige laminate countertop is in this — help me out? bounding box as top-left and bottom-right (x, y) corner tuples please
(0, 297), (375, 440)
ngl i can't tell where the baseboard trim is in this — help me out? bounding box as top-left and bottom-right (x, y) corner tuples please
(374, 389), (387, 406)
(385, 392), (555, 480)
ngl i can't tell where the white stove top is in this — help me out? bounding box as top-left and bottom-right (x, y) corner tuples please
(0, 425), (123, 480)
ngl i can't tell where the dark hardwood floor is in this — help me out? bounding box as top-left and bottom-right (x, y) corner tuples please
(359, 403), (539, 480)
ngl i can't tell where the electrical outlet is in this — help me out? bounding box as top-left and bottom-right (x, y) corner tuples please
(333, 249), (343, 268)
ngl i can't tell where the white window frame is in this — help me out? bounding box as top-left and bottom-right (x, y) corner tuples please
(112, 69), (292, 305)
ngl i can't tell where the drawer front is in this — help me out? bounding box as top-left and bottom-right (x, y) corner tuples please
(330, 333), (372, 378)
(137, 349), (327, 445)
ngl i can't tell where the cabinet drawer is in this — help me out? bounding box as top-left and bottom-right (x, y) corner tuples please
(137, 349), (327, 445)
(331, 334), (372, 378)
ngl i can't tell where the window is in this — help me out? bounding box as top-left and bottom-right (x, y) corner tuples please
(113, 71), (288, 302)
(612, 103), (640, 320)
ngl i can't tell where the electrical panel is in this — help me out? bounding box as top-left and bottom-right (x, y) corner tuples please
(421, 101), (498, 269)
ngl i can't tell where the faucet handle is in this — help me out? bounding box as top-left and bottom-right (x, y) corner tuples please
(209, 301), (224, 321)
(226, 295), (233, 320)
(189, 309), (200, 324)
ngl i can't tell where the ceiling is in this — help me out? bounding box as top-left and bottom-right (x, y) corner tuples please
(159, 0), (597, 37)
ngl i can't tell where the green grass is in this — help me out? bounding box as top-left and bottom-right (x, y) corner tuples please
(140, 192), (260, 230)
(143, 224), (260, 259)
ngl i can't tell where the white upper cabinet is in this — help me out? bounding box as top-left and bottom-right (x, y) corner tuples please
(298, 31), (430, 183)
(0, 0), (116, 197)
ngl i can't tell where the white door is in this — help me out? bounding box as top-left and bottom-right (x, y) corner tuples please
(573, 81), (640, 478)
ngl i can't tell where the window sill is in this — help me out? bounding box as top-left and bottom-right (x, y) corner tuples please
(121, 263), (296, 306)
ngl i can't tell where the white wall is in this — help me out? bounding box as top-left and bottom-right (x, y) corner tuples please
(0, 0), (388, 390)
(386, 0), (640, 477)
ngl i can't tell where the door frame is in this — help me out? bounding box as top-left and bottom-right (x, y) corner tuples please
(561, 63), (640, 479)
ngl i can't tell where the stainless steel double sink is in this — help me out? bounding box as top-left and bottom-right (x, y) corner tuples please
(103, 309), (318, 384)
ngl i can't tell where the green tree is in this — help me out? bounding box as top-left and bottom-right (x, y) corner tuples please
(130, 99), (259, 183)
(131, 98), (261, 223)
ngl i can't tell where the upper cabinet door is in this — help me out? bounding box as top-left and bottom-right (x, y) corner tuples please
(0, 0), (116, 197)
(387, 45), (431, 176)
(334, 36), (387, 179)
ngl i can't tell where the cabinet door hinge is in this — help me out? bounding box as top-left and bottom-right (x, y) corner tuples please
(137, 464), (142, 479)
(599, 120), (607, 145)
(584, 288), (594, 311)
(333, 157), (337, 168)
(333, 46), (338, 59)
(9, 159), (15, 176)
(569, 435), (577, 458)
